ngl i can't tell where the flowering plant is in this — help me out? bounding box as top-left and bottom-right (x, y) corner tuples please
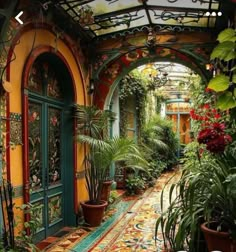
(189, 103), (221, 122)
(197, 122), (232, 153)
(190, 103), (232, 153)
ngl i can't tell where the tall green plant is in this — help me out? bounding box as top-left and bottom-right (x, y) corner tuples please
(155, 142), (236, 251)
(142, 115), (178, 169)
(75, 105), (115, 140)
(83, 137), (149, 204)
(75, 105), (149, 204)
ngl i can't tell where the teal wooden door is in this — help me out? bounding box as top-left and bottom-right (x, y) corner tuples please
(27, 55), (74, 241)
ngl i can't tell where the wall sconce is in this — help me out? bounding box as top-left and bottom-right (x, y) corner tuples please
(87, 78), (95, 95)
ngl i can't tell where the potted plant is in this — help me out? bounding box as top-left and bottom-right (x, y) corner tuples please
(200, 27), (236, 251)
(199, 149), (236, 251)
(75, 105), (115, 203)
(155, 61), (236, 251)
(75, 105), (149, 226)
(125, 176), (146, 195)
(156, 140), (236, 251)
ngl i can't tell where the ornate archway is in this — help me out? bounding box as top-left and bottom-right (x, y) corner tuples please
(93, 45), (210, 109)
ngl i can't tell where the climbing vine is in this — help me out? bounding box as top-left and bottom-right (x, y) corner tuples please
(119, 70), (147, 139)
(155, 94), (166, 114)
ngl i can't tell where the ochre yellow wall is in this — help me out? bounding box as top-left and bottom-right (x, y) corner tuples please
(12, 197), (24, 234)
(8, 28), (88, 222)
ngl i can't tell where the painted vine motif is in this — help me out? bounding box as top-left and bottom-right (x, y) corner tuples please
(32, 200), (44, 231)
(48, 107), (61, 185)
(28, 103), (42, 190)
(28, 61), (43, 94)
(48, 195), (62, 224)
(28, 59), (63, 99)
(46, 62), (63, 99)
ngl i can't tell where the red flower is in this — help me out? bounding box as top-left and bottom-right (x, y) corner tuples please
(203, 104), (210, 109)
(190, 109), (195, 115)
(205, 87), (213, 92)
(224, 134), (232, 144)
(202, 116), (209, 121)
(197, 122), (232, 153)
(212, 122), (225, 131)
(214, 113), (221, 119)
(197, 128), (212, 144)
(206, 135), (226, 153)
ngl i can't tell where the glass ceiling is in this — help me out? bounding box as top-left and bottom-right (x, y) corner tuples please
(137, 62), (200, 99)
(57, 0), (221, 39)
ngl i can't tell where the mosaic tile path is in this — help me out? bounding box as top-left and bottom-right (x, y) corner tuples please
(89, 168), (180, 252)
(44, 168), (180, 252)
(45, 197), (136, 251)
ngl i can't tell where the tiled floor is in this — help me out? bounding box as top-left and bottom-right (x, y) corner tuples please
(37, 167), (180, 251)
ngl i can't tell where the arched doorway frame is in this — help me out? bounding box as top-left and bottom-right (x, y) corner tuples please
(92, 46), (208, 185)
(3, 22), (87, 200)
(94, 47), (209, 181)
(93, 47), (209, 110)
(22, 45), (77, 239)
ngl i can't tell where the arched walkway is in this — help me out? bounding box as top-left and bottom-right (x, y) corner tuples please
(93, 46), (210, 110)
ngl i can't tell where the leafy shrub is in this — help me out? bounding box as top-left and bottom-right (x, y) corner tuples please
(142, 115), (179, 171)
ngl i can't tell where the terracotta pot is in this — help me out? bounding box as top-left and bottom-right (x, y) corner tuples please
(201, 222), (236, 252)
(80, 200), (108, 227)
(135, 188), (144, 195)
(101, 180), (113, 202)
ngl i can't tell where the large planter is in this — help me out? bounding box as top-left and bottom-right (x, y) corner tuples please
(201, 222), (236, 252)
(81, 200), (108, 227)
(101, 180), (113, 202)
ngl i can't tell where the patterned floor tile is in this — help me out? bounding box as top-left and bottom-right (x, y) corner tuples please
(89, 168), (180, 252)
(44, 168), (180, 252)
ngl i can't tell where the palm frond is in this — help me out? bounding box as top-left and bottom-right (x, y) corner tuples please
(74, 104), (115, 139)
(149, 138), (169, 151)
(77, 135), (109, 149)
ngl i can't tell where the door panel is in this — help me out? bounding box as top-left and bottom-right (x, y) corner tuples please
(26, 54), (75, 242)
(46, 106), (64, 235)
(28, 102), (43, 191)
(48, 107), (61, 186)
(28, 101), (45, 240)
(28, 101), (64, 240)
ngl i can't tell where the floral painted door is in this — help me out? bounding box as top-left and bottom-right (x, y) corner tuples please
(27, 56), (73, 241)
